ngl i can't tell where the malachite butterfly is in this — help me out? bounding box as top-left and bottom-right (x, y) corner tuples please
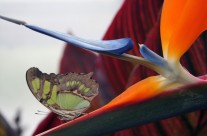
(26, 67), (99, 121)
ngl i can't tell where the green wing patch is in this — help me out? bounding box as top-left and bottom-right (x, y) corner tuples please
(56, 93), (90, 110)
(47, 85), (57, 105)
(26, 67), (99, 121)
(31, 78), (40, 93)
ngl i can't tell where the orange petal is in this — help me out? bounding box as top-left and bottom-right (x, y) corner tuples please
(161, 0), (186, 59)
(161, 0), (207, 62)
(104, 76), (166, 108)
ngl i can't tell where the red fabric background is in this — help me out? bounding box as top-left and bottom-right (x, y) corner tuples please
(33, 0), (207, 135)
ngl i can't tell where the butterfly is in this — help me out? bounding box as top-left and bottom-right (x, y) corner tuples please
(26, 67), (99, 121)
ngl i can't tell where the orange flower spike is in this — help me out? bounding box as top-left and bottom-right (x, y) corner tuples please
(162, 0), (207, 62)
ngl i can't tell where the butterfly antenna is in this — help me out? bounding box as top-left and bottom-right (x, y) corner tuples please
(35, 110), (49, 115)
(0, 15), (26, 25)
(35, 113), (47, 115)
(37, 110), (49, 113)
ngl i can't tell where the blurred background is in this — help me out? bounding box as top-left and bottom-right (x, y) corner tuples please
(0, 0), (124, 135)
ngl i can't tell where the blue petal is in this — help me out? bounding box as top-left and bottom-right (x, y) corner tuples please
(25, 24), (133, 55)
(139, 44), (168, 67)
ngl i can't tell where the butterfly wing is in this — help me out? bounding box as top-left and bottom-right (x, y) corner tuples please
(26, 67), (99, 121)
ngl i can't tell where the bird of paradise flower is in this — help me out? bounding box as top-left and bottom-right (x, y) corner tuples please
(105, 0), (207, 108)
(0, 0), (207, 135)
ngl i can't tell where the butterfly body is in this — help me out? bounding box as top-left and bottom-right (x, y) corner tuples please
(26, 67), (99, 121)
